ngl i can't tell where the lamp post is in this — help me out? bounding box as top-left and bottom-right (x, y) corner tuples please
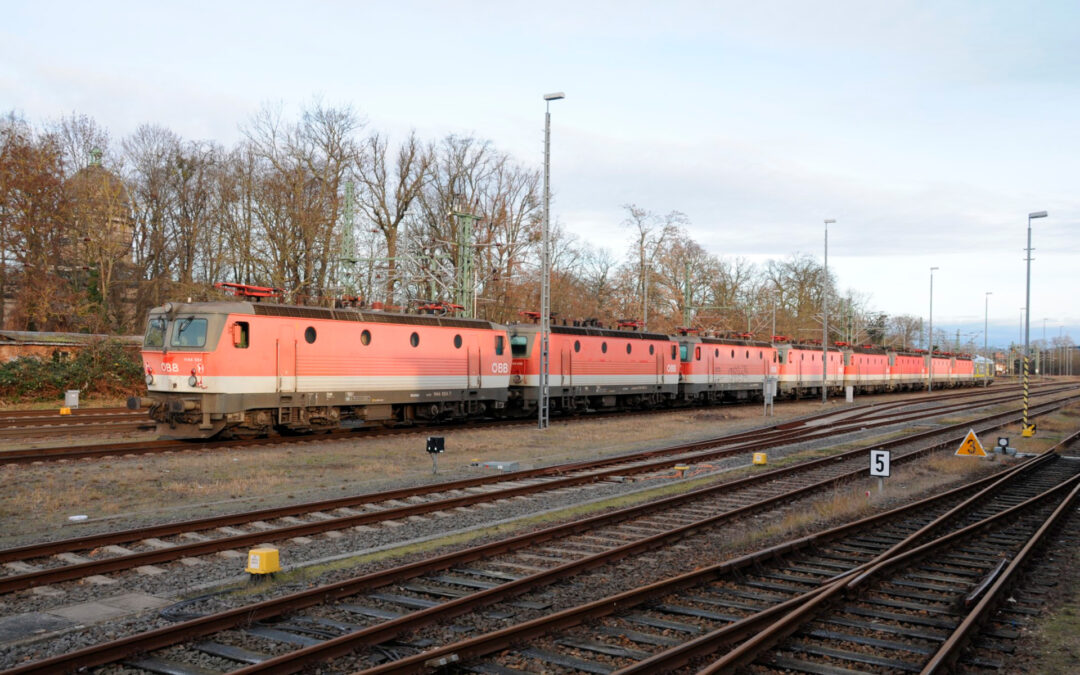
(538, 92), (564, 431)
(1023, 210), (1047, 434)
(822, 218), (835, 403)
(927, 266), (939, 391)
(983, 291), (992, 387)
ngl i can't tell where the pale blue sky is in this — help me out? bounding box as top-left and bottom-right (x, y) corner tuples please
(3, 1), (1077, 346)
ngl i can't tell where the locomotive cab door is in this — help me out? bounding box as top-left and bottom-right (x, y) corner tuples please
(468, 345), (481, 390)
(277, 325), (296, 392)
(561, 346), (572, 388)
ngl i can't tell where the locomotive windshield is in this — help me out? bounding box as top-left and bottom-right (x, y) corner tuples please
(144, 316), (167, 349)
(171, 317), (209, 348)
(510, 335), (529, 357)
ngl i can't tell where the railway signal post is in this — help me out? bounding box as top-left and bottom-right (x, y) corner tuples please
(427, 436), (445, 474)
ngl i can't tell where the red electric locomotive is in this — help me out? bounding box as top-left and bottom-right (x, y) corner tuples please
(507, 322), (679, 413)
(675, 331), (778, 403)
(842, 344), (890, 393)
(774, 340), (844, 397)
(131, 301), (511, 438)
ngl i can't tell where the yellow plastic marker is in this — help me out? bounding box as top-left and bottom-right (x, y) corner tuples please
(673, 465), (690, 478)
(753, 453), (768, 465)
(245, 547), (280, 576)
(955, 429), (987, 457)
(59, 407), (71, 416)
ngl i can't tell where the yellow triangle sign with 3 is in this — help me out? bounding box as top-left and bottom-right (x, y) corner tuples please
(955, 429), (987, 457)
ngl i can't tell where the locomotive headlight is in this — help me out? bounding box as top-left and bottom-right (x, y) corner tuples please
(145, 374), (154, 385)
(188, 375), (198, 387)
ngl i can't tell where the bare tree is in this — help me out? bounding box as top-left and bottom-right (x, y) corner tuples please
(353, 130), (430, 304)
(887, 314), (923, 351)
(242, 102), (361, 302)
(123, 124), (182, 310)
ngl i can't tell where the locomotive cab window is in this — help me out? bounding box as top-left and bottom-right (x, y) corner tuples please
(672, 344), (678, 360)
(510, 335), (528, 356)
(695, 346), (701, 360)
(231, 322), (249, 348)
(495, 335), (505, 355)
(144, 317), (167, 349)
(171, 317), (208, 348)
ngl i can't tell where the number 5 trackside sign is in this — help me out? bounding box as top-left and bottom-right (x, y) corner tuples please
(870, 449), (890, 477)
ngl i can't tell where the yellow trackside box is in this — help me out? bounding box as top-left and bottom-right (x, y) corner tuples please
(245, 547), (280, 575)
(753, 453), (768, 465)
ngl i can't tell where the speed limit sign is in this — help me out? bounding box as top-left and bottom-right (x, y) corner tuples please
(870, 449), (890, 477)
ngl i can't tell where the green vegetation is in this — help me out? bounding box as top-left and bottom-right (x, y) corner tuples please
(0, 339), (142, 402)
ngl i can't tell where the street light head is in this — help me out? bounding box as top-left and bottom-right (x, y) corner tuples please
(824, 219), (836, 224)
(543, 92), (565, 101)
(930, 266), (939, 272)
(1029, 211), (1048, 219)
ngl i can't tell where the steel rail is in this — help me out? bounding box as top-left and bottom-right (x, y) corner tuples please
(616, 431), (1080, 674)
(3, 402), (1058, 674)
(0, 391), (941, 563)
(0, 382), (1058, 465)
(2, 393), (1067, 594)
(700, 459), (1080, 673)
(1, 385), (1034, 563)
(345, 449), (1074, 674)
(920, 475), (1080, 673)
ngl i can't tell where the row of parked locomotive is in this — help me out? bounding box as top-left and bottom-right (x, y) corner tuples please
(130, 299), (986, 439)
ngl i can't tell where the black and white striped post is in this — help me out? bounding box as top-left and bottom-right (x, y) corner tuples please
(1022, 210), (1048, 437)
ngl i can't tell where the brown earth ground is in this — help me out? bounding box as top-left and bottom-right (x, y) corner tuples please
(1, 387), (1078, 671)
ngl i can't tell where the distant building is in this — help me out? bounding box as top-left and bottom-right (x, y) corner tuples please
(0, 330), (141, 363)
(64, 148), (134, 264)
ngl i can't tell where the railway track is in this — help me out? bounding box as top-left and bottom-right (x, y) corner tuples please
(0, 382), (1062, 465)
(3, 397), (1073, 674)
(0, 408), (152, 439)
(0, 387), (1070, 596)
(338, 436), (1080, 675)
